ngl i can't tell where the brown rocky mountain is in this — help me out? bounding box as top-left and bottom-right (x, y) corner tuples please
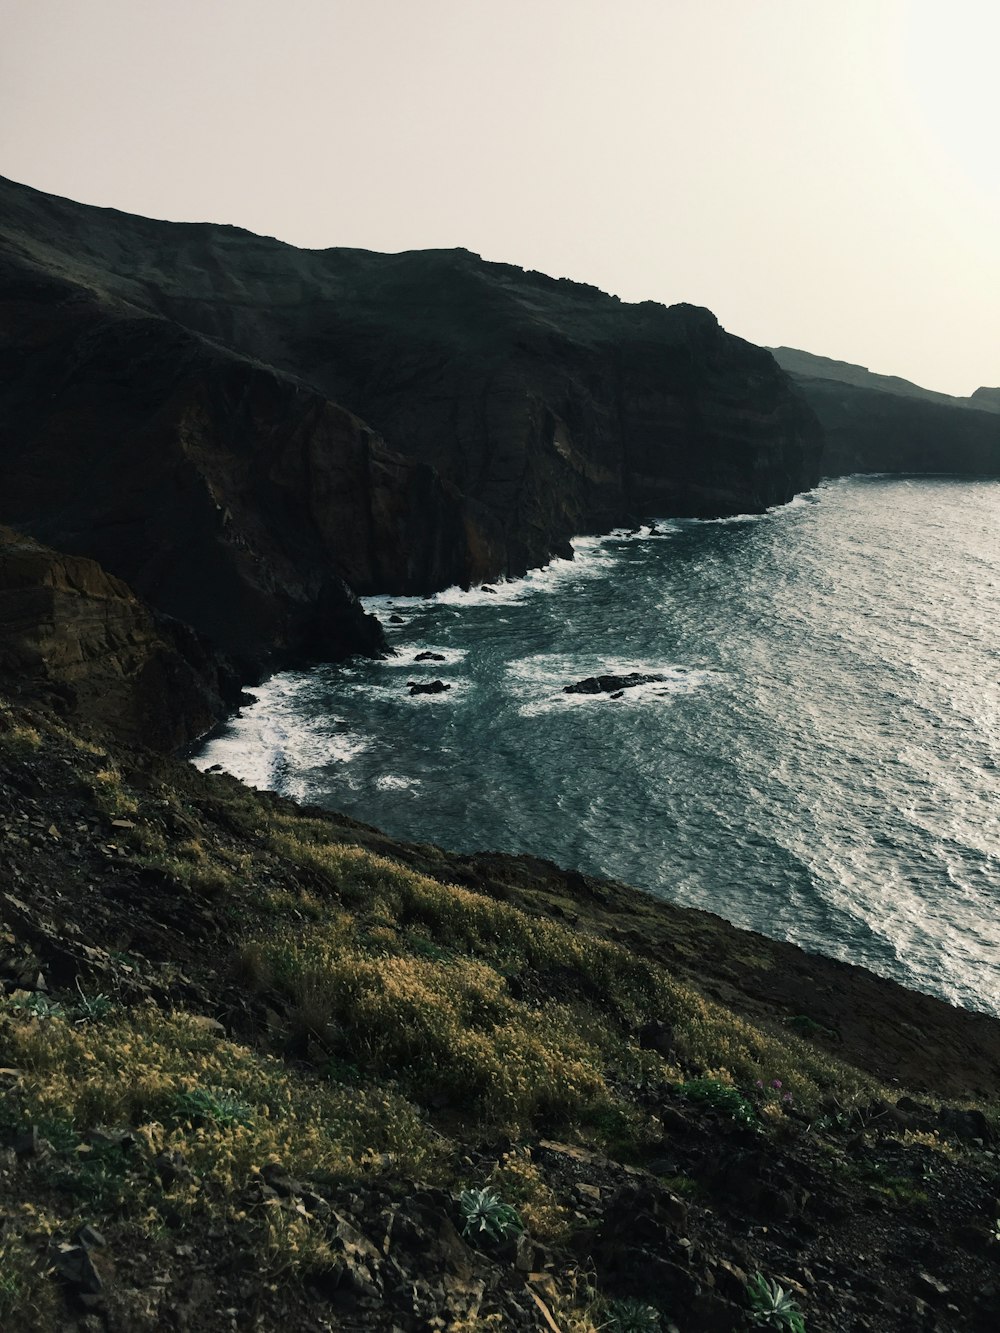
(0, 175), (821, 677)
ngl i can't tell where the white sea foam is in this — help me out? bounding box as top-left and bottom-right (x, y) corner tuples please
(380, 645), (468, 668)
(671, 489), (820, 527)
(191, 673), (370, 795)
(509, 653), (717, 716)
(375, 774), (421, 792)
(362, 529), (647, 616)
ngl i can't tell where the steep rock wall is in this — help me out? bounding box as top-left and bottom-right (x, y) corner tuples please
(1, 176), (823, 593)
(791, 377), (1000, 477)
(770, 348), (1000, 476)
(0, 528), (234, 749)
(0, 263), (500, 671)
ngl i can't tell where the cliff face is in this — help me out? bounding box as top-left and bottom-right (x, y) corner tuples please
(0, 259), (486, 672)
(0, 528), (234, 749)
(770, 347), (1000, 476)
(0, 177), (822, 624)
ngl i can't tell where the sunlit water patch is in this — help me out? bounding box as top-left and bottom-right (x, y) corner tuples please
(194, 477), (1000, 1016)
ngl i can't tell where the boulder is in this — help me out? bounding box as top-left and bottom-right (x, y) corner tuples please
(407, 680), (451, 695)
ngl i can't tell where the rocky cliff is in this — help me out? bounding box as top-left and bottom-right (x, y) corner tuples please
(1, 175), (822, 671)
(771, 347), (1000, 476)
(0, 528), (234, 749)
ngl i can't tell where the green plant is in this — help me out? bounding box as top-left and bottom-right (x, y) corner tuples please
(171, 1086), (254, 1128)
(458, 1187), (524, 1243)
(601, 1296), (661, 1330)
(677, 1077), (756, 1126)
(746, 1272), (806, 1331)
(6, 992), (66, 1020)
(784, 1014), (837, 1042)
(48, 1139), (134, 1212)
(72, 983), (115, 1022)
(990, 1217), (1000, 1244)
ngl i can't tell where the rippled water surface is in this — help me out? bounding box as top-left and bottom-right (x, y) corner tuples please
(194, 477), (1000, 1015)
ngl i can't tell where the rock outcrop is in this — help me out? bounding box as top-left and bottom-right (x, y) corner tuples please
(0, 175), (822, 672)
(564, 673), (667, 695)
(771, 347), (1000, 476)
(0, 528), (234, 748)
(0, 268), (472, 673)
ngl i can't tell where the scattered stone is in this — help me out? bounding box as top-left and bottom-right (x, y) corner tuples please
(74, 1225), (106, 1250)
(938, 1105), (994, 1143)
(188, 1014), (227, 1037)
(52, 1242), (103, 1294)
(154, 1149), (193, 1187)
(916, 1272), (951, 1304)
(389, 614), (405, 623)
(414, 651), (447, 662)
(639, 1020), (676, 1055)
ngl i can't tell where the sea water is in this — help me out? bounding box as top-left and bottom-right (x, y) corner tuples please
(193, 476), (1000, 1016)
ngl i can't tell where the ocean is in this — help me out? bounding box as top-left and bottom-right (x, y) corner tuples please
(193, 476), (1000, 1016)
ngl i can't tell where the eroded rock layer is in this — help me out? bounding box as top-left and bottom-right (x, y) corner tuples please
(0, 528), (233, 748)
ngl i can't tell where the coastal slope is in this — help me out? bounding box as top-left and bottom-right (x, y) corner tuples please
(2, 643), (1000, 1331)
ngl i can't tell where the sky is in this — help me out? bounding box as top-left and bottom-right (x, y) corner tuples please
(2, 0), (997, 396)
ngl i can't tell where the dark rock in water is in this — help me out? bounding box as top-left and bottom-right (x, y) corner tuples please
(565, 673), (667, 695)
(481, 585), (497, 594)
(414, 651), (446, 662)
(389, 614), (406, 624)
(407, 680), (451, 695)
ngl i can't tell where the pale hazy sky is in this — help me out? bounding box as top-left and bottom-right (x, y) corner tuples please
(2, 0), (997, 395)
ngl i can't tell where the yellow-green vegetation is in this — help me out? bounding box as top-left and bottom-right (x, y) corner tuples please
(89, 763), (140, 820)
(0, 1221), (59, 1333)
(6, 696), (993, 1330)
(0, 996), (443, 1297)
(0, 698), (42, 754)
(246, 829), (876, 1135)
(487, 1147), (569, 1241)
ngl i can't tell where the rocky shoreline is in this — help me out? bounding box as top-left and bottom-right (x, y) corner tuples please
(3, 176), (1000, 1331)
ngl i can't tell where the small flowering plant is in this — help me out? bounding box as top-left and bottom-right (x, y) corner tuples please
(753, 1078), (795, 1111)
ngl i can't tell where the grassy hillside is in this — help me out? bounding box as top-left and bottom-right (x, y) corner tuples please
(1, 696), (998, 1331)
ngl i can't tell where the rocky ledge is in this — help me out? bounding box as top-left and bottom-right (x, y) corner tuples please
(0, 527), (236, 749)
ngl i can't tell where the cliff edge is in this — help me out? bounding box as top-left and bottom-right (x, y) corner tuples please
(1, 175), (822, 671)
